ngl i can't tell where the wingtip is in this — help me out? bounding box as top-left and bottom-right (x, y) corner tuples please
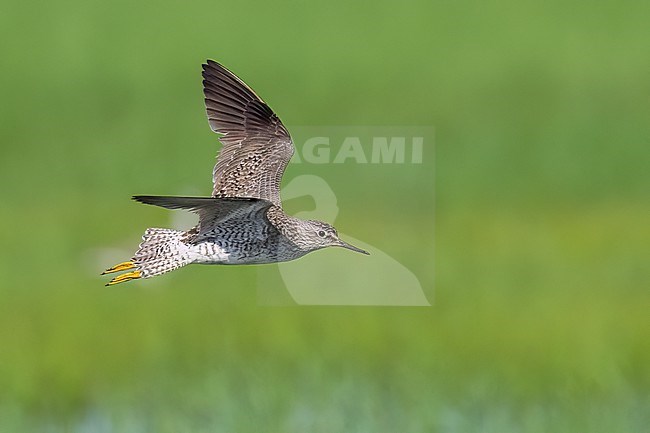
(202, 59), (221, 71)
(132, 195), (162, 206)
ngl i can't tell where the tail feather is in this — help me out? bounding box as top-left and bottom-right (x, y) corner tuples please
(134, 228), (193, 278)
(104, 228), (194, 285)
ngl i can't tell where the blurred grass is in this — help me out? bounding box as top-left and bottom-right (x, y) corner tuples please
(1, 0), (649, 431)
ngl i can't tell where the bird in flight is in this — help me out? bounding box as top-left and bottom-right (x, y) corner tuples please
(103, 60), (368, 286)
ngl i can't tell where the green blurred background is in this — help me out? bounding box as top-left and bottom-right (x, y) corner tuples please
(1, 0), (649, 431)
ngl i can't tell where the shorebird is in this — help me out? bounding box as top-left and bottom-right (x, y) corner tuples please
(103, 60), (368, 286)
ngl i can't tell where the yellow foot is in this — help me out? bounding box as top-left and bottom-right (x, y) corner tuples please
(106, 270), (142, 286)
(102, 261), (135, 275)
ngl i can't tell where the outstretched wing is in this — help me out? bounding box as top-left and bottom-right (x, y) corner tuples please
(133, 195), (275, 240)
(202, 60), (293, 207)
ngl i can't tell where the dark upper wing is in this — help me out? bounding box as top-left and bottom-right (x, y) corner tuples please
(133, 195), (275, 239)
(202, 60), (294, 207)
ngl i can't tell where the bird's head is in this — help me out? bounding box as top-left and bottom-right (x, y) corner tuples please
(294, 220), (369, 255)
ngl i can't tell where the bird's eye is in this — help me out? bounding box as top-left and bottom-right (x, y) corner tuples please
(318, 230), (326, 237)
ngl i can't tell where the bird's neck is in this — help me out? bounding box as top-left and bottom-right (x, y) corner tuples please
(266, 206), (299, 235)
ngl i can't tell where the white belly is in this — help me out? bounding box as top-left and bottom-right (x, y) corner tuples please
(191, 242), (232, 264)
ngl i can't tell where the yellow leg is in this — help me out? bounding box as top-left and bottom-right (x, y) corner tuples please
(106, 270), (142, 286)
(102, 261), (135, 275)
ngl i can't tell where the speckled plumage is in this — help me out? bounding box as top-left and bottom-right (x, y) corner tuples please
(103, 60), (367, 286)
